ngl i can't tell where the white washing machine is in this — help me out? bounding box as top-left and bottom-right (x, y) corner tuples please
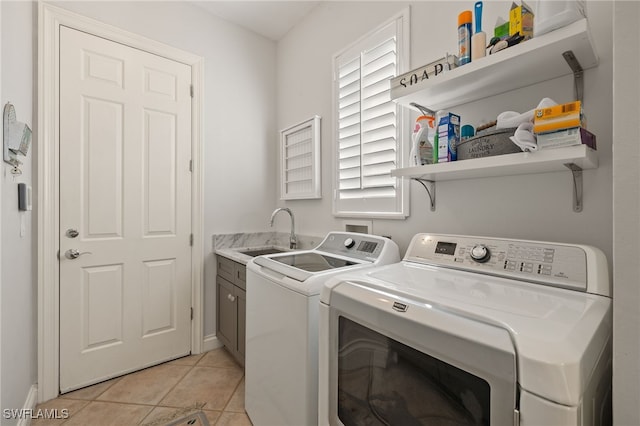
(245, 232), (400, 426)
(319, 233), (612, 426)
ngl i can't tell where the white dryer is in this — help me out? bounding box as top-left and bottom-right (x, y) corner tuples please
(245, 232), (400, 426)
(319, 233), (612, 426)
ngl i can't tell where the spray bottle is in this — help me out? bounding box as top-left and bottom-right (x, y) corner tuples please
(410, 115), (435, 166)
(458, 10), (473, 65)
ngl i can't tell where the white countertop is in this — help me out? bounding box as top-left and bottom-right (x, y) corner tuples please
(215, 245), (289, 265)
(212, 232), (323, 265)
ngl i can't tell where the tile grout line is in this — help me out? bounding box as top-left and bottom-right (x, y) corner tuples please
(219, 371), (245, 415)
(54, 375), (125, 424)
(137, 356), (203, 425)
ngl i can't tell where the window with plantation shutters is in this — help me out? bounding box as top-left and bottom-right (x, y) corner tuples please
(333, 9), (409, 219)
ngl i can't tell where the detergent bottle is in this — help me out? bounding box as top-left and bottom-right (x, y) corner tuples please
(410, 115), (435, 166)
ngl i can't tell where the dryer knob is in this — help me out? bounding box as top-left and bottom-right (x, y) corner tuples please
(470, 244), (491, 263)
(344, 238), (356, 249)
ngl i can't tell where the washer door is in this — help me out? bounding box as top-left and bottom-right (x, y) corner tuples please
(325, 280), (518, 426)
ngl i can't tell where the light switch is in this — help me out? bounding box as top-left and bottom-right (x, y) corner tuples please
(18, 183), (32, 211)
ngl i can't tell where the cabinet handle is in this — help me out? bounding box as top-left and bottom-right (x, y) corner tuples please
(228, 294), (236, 302)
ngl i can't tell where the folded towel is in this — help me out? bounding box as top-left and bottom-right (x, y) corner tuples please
(498, 98), (558, 152)
(496, 97), (557, 129)
(510, 122), (538, 152)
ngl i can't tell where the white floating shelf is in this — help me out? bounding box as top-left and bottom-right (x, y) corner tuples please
(391, 145), (597, 182)
(391, 19), (598, 111)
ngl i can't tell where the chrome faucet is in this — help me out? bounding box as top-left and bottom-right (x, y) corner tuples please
(269, 207), (297, 249)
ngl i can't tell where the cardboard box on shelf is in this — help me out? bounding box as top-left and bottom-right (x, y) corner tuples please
(510, 1), (534, 39)
(534, 100), (583, 134)
(537, 127), (596, 150)
(437, 113), (460, 163)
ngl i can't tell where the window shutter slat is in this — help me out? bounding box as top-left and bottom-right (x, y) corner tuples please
(339, 186), (396, 199)
(363, 161), (396, 178)
(363, 38), (396, 67)
(339, 57), (360, 79)
(339, 156), (360, 170)
(362, 112), (395, 134)
(362, 174), (396, 188)
(362, 123), (396, 145)
(363, 149), (396, 167)
(362, 137), (396, 155)
(339, 102), (360, 120)
(339, 133), (360, 150)
(339, 145), (361, 160)
(362, 51), (396, 82)
(339, 90), (360, 110)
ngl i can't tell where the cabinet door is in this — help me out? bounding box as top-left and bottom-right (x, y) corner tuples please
(236, 287), (246, 362)
(216, 276), (237, 351)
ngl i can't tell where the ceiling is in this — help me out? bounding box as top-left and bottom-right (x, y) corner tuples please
(190, 1), (321, 41)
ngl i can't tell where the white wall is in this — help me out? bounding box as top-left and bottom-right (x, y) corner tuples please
(276, 1), (613, 265)
(612, 2), (640, 424)
(1, 1), (36, 421)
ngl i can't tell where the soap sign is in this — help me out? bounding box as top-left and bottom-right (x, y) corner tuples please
(399, 63), (445, 88)
(390, 55), (458, 92)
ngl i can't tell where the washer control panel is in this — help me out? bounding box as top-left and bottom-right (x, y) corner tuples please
(405, 234), (589, 291)
(316, 232), (396, 262)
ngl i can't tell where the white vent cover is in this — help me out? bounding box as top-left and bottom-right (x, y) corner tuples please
(280, 115), (321, 200)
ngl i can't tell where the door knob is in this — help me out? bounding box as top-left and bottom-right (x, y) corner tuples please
(65, 249), (92, 260)
(66, 229), (79, 238)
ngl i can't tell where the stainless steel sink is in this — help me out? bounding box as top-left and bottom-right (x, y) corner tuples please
(240, 247), (287, 257)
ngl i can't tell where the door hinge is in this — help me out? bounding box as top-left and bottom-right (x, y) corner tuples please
(190, 307), (194, 320)
(189, 159), (193, 172)
(190, 234), (194, 246)
(190, 85), (194, 98)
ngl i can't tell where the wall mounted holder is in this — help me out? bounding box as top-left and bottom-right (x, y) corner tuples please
(280, 115), (321, 200)
(3, 102), (32, 174)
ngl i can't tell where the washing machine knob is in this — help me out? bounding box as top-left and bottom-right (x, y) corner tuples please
(470, 244), (491, 263)
(344, 238), (356, 249)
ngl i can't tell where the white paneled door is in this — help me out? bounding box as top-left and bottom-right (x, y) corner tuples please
(59, 26), (193, 392)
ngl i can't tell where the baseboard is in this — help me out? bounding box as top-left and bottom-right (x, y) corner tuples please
(16, 385), (38, 426)
(202, 334), (223, 352)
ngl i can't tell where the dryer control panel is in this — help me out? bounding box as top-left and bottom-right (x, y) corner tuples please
(404, 234), (609, 295)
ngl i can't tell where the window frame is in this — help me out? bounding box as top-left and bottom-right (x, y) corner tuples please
(331, 8), (410, 219)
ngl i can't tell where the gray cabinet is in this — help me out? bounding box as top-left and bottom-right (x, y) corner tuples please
(216, 255), (246, 365)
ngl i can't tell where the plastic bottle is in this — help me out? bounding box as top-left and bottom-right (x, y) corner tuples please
(458, 10), (472, 65)
(410, 115), (435, 166)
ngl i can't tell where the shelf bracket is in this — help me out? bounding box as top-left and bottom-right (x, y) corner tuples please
(413, 178), (436, 211)
(409, 102), (436, 117)
(562, 50), (584, 104)
(564, 163), (583, 212)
